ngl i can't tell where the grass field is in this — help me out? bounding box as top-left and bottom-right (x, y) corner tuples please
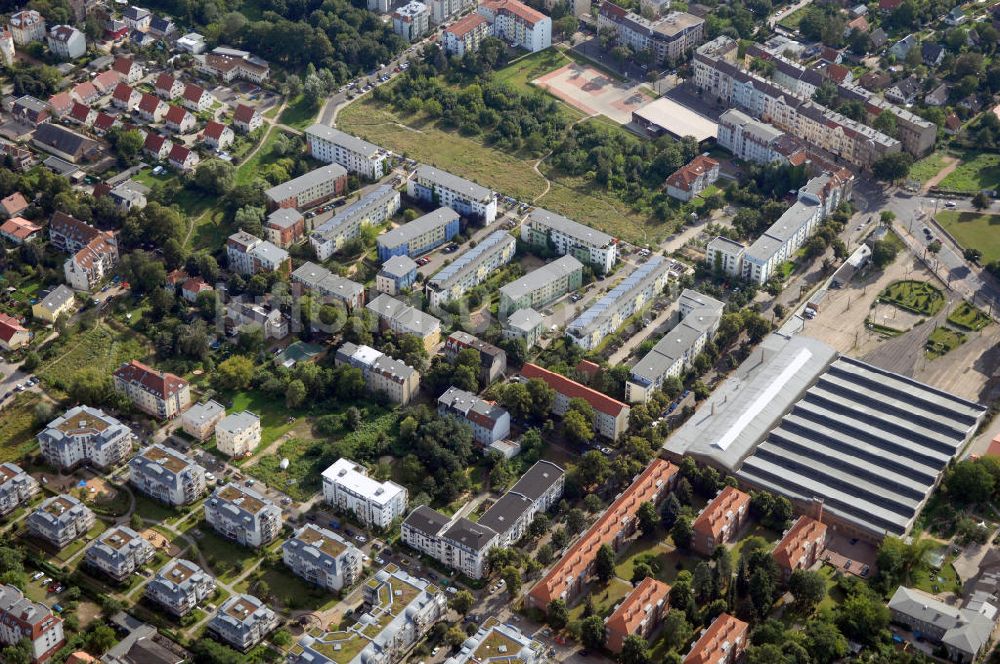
(228, 391), (305, 447)
(935, 210), (1000, 265)
(879, 280), (945, 316)
(237, 566), (340, 612)
(926, 326), (966, 359)
(948, 301), (991, 331)
(36, 322), (151, 393)
(235, 128), (287, 186)
(938, 152), (1000, 193)
(0, 393), (42, 463)
(191, 522), (258, 581)
(909, 152), (948, 184)
(338, 97), (663, 243)
(279, 95), (319, 130)
(778, 5), (811, 30)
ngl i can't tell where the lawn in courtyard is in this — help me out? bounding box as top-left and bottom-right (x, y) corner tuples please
(567, 577), (633, 621)
(935, 210), (1000, 265)
(236, 565), (341, 612)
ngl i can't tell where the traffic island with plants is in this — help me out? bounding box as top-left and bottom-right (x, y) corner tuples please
(947, 301), (991, 331)
(878, 280), (945, 316)
(925, 326), (967, 359)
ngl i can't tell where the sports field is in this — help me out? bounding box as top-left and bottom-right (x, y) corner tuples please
(533, 62), (653, 125)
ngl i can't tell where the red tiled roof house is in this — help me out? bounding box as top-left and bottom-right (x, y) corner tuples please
(202, 121), (234, 149)
(520, 362), (631, 440)
(665, 155), (720, 202)
(143, 133), (172, 160)
(111, 83), (141, 111)
(232, 104), (262, 133)
(0, 312), (30, 350)
(154, 73), (184, 100)
(164, 105), (195, 133)
(181, 83), (213, 113)
(0, 217), (42, 244)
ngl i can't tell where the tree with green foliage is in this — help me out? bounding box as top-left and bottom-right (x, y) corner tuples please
(214, 355), (255, 391)
(67, 367), (113, 407)
(973, 191), (991, 210)
(637, 501), (658, 536)
(661, 610), (693, 651)
(619, 635), (650, 664)
(804, 619), (848, 664)
(450, 589), (474, 615)
(872, 153), (913, 182)
(671, 515), (693, 549)
(580, 615), (606, 650)
(88, 624), (117, 653)
(563, 409), (594, 446)
(547, 598), (569, 629)
(595, 544), (616, 583)
(501, 566), (522, 598)
(0, 639), (32, 664)
(788, 569), (827, 612)
(945, 460), (996, 504)
(836, 591), (890, 645)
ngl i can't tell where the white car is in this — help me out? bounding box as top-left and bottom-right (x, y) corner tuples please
(945, 201), (957, 208)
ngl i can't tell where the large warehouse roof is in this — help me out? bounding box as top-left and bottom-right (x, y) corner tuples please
(665, 333), (986, 539)
(633, 97), (718, 142)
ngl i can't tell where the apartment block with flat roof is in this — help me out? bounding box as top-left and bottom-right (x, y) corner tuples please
(322, 458), (408, 529)
(306, 124), (388, 180)
(598, 2), (704, 63)
(626, 289), (724, 403)
(205, 483), (282, 548)
(38, 405), (133, 470)
(226, 231), (291, 276)
(129, 444), (206, 506)
(85, 526), (155, 582)
(0, 462), (39, 516)
(426, 230), (515, 307)
(705, 236), (746, 278)
(181, 400), (225, 442)
(214, 411), (261, 458)
(498, 255), (583, 316)
(522, 208), (617, 274)
(408, 165), (497, 223)
(503, 308), (544, 348)
(445, 617), (543, 664)
(264, 164), (347, 210)
(209, 594), (278, 651)
(377, 207), (460, 261)
(310, 185), (401, 261)
(144, 559), (216, 616)
(26, 494), (96, 549)
(283, 524), (364, 592)
(567, 255), (671, 350)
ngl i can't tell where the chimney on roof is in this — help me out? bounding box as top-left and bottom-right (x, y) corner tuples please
(810, 497), (824, 523)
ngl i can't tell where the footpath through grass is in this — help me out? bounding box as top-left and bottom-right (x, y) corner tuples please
(909, 152), (948, 184)
(935, 210), (1000, 265)
(338, 95), (663, 243)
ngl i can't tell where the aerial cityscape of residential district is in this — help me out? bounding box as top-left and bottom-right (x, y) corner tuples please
(4, 0), (1000, 662)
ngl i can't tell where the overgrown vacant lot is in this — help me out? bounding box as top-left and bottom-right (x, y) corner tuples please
(937, 152), (1000, 193)
(935, 210), (1000, 265)
(36, 322), (151, 393)
(878, 280), (945, 316)
(0, 393), (42, 463)
(338, 97), (666, 244)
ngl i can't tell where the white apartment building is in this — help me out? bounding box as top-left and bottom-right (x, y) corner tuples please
(306, 124), (388, 180)
(129, 444), (207, 506)
(309, 185), (401, 260)
(215, 411), (261, 458)
(181, 400), (226, 442)
(0, 584), (64, 662)
(712, 171), (852, 284)
(426, 230), (516, 307)
(46, 24), (85, 59)
(292, 566), (446, 664)
(26, 494), (96, 549)
(499, 255), (583, 315)
(625, 289), (724, 402)
(9, 10), (45, 45)
(282, 524), (364, 592)
(567, 255), (671, 350)
(442, 13), (490, 56)
(408, 165), (497, 224)
(144, 559), (217, 616)
(521, 208), (617, 274)
(393, 0), (430, 41)
(437, 387), (511, 446)
(335, 342), (421, 405)
(209, 594), (278, 651)
(402, 507), (498, 579)
(322, 458), (408, 530)
(291, 262), (366, 310)
(478, 0), (552, 52)
(37, 405), (133, 471)
(264, 164), (347, 211)
(446, 619), (543, 664)
(0, 462), (38, 516)
(717, 109), (787, 165)
(377, 207), (461, 261)
(85, 526), (155, 582)
(112, 360), (191, 420)
(226, 231), (290, 275)
(597, 2), (703, 63)
(705, 236), (746, 278)
(204, 483), (282, 548)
